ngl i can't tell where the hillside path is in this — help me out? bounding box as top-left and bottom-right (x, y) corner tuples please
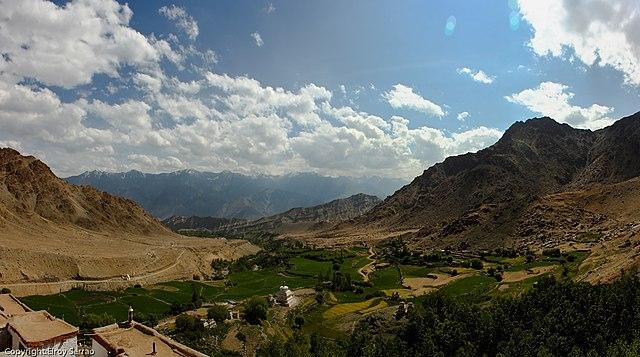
(358, 247), (376, 282)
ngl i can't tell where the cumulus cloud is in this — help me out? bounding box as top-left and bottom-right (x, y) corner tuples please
(457, 67), (495, 84)
(159, 4), (199, 40)
(506, 81), (615, 130)
(518, 0), (640, 86)
(457, 112), (470, 121)
(383, 84), (445, 117)
(0, 0), (167, 88)
(0, 0), (504, 179)
(251, 32), (264, 47)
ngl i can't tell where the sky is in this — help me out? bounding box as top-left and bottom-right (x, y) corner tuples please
(0, 0), (639, 179)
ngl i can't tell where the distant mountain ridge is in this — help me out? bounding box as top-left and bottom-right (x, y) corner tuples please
(163, 193), (382, 235)
(66, 170), (403, 219)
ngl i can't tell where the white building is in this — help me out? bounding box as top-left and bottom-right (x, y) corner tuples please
(0, 294), (78, 356)
(275, 285), (295, 307)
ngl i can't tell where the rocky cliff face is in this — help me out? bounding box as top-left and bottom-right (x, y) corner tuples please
(351, 112), (640, 248)
(0, 148), (169, 235)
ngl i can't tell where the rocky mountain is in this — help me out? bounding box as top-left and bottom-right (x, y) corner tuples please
(164, 193), (381, 235)
(347, 112), (640, 250)
(66, 170), (403, 220)
(0, 148), (258, 289)
(0, 148), (166, 236)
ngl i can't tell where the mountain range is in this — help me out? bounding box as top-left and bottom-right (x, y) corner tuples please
(163, 193), (382, 235)
(65, 170), (404, 219)
(334, 112), (640, 276)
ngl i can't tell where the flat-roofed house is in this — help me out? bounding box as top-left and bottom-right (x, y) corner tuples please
(91, 322), (208, 357)
(0, 294), (31, 348)
(0, 294), (79, 356)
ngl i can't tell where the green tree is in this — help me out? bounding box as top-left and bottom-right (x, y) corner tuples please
(244, 297), (268, 324)
(207, 304), (229, 323)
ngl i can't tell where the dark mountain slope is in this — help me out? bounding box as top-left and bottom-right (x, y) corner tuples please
(349, 112), (640, 248)
(164, 193), (381, 235)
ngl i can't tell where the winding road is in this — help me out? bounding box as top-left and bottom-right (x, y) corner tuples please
(1, 250), (188, 296)
(357, 247), (377, 282)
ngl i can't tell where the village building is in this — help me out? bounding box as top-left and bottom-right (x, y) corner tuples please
(92, 322), (208, 357)
(0, 294), (78, 356)
(275, 285), (295, 307)
(91, 307), (207, 357)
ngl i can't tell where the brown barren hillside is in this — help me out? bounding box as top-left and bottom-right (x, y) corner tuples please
(0, 148), (258, 294)
(309, 113), (640, 280)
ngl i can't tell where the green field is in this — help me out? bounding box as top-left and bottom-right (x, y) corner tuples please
(21, 268), (318, 326)
(437, 275), (497, 298)
(20, 247), (591, 335)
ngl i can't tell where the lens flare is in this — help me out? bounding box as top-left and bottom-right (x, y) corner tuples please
(445, 16), (456, 36)
(509, 11), (520, 31)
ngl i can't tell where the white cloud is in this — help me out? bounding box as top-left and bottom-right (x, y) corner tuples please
(457, 67), (495, 84)
(518, 0), (640, 86)
(159, 5), (199, 40)
(0, 0), (504, 179)
(506, 81), (615, 130)
(457, 112), (470, 121)
(383, 84), (445, 117)
(0, 0), (165, 88)
(251, 32), (264, 47)
(265, 2), (276, 14)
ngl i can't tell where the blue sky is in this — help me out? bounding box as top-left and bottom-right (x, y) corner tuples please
(128, 0), (638, 132)
(1, 0), (639, 178)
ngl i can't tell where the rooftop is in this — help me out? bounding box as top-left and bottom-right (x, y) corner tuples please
(7, 311), (78, 348)
(0, 294), (32, 326)
(92, 322), (208, 357)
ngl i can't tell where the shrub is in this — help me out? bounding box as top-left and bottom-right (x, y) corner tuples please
(471, 259), (484, 270)
(0, 288), (11, 294)
(175, 314), (203, 333)
(294, 315), (305, 328)
(137, 313), (159, 327)
(244, 297), (268, 324)
(207, 305), (229, 323)
(79, 313), (115, 330)
(543, 248), (562, 257)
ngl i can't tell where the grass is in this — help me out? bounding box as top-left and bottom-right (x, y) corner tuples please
(506, 259), (559, 272)
(400, 265), (432, 278)
(341, 255), (371, 281)
(494, 273), (550, 297)
(287, 257), (331, 277)
(322, 298), (380, 319)
(20, 268), (319, 325)
(359, 300), (388, 315)
(370, 266), (402, 289)
(437, 275), (497, 298)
